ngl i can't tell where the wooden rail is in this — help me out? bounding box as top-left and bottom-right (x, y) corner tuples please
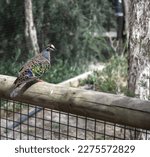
(0, 74), (150, 130)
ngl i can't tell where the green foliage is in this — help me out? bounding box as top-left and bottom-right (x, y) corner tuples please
(0, 0), (115, 61)
(0, 0), (116, 83)
(34, 0), (115, 61)
(44, 59), (86, 83)
(0, 52), (22, 76)
(0, 0), (25, 58)
(80, 55), (128, 94)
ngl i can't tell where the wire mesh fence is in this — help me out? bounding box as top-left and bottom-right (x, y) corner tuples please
(0, 98), (150, 140)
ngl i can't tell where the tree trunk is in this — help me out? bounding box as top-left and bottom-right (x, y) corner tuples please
(127, 0), (150, 99)
(24, 0), (39, 55)
(127, 0), (150, 139)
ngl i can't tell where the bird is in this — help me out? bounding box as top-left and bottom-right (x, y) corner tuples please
(10, 44), (56, 98)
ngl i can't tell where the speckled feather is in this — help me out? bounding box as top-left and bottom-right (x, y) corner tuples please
(10, 44), (55, 97)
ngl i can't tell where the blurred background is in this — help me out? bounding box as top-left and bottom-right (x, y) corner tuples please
(0, 0), (126, 93)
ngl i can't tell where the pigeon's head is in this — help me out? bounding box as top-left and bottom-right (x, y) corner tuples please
(46, 44), (56, 52)
(42, 43), (56, 60)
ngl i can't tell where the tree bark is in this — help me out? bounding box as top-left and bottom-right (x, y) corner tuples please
(127, 0), (150, 139)
(24, 0), (39, 55)
(127, 0), (150, 99)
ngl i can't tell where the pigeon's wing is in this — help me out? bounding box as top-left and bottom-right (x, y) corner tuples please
(14, 69), (36, 88)
(19, 54), (50, 76)
(29, 55), (50, 77)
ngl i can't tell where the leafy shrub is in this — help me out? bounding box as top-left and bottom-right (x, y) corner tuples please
(44, 59), (86, 83)
(80, 55), (128, 94)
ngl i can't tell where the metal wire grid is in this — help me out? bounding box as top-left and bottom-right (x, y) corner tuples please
(0, 98), (150, 140)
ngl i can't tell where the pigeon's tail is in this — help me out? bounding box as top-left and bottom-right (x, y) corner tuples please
(10, 83), (25, 98)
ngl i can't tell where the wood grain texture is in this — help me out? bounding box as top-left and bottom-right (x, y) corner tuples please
(0, 74), (150, 129)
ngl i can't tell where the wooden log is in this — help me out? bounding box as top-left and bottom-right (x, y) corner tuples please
(0, 74), (150, 130)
